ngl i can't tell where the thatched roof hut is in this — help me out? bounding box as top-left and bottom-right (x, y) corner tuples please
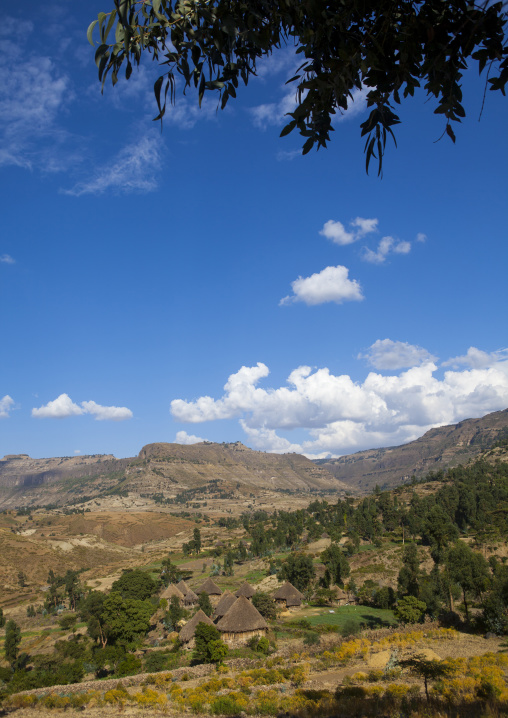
(183, 588), (198, 606)
(235, 581), (255, 599)
(195, 577), (222, 607)
(179, 609), (215, 649)
(196, 577), (222, 595)
(160, 584), (184, 602)
(216, 596), (268, 646)
(212, 590), (237, 622)
(273, 581), (304, 609)
(177, 579), (190, 595)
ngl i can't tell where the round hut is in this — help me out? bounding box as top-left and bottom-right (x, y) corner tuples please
(216, 596), (268, 647)
(178, 609), (215, 650)
(177, 579), (190, 595)
(160, 584), (184, 603)
(196, 577), (223, 606)
(211, 590), (237, 623)
(234, 581), (255, 601)
(183, 588), (199, 607)
(272, 581), (304, 611)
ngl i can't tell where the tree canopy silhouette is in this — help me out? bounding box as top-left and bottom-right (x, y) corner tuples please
(89, 0), (507, 174)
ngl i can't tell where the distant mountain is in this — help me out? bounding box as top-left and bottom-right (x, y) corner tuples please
(0, 441), (348, 508)
(316, 409), (508, 492)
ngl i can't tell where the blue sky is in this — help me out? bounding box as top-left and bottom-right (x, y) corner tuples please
(1, 2), (507, 460)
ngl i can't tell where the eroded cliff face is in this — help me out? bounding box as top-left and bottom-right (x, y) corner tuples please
(0, 442), (347, 509)
(0, 454), (133, 508)
(318, 408), (508, 491)
(0, 454), (119, 488)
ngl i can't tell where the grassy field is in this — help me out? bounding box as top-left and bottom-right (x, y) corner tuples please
(298, 605), (397, 631)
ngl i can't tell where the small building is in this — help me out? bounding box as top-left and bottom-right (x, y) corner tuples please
(234, 581), (255, 601)
(211, 590), (237, 623)
(196, 577), (223, 606)
(160, 584), (184, 603)
(334, 587), (348, 605)
(183, 588), (199, 607)
(177, 579), (190, 595)
(179, 609), (215, 650)
(216, 596), (268, 647)
(272, 581), (304, 611)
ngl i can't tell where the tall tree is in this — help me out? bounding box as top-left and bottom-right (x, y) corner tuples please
(4, 620), (22, 667)
(101, 593), (153, 643)
(193, 528), (202, 555)
(279, 553), (315, 592)
(111, 569), (157, 601)
(445, 542), (490, 621)
(198, 591), (213, 617)
(320, 544), (350, 587)
(397, 543), (421, 598)
(88, 0), (507, 175)
(80, 590), (109, 647)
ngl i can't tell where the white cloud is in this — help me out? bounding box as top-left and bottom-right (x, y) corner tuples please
(362, 235), (412, 263)
(319, 220), (355, 246)
(416, 233), (427, 243)
(443, 347), (508, 369)
(276, 149), (302, 162)
(64, 135), (162, 196)
(74, 450), (81, 455)
(393, 240), (411, 254)
(239, 420), (302, 453)
(359, 339), (438, 370)
(332, 86), (368, 122)
(175, 431), (206, 445)
(0, 31), (71, 170)
(250, 88), (300, 129)
(32, 393), (83, 419)
(171, 363), (270, 423)
(0, 395), (14, 418)
(280, 265), (364, 306)
(80, 401), (133, 422)
(351, 217), (378, 237)
(32, 394), (132, 421)
(254, 47), (301, 80)
(170, 351), (508, 456)
(319, 217), (378, 245)
(0, 254), (15, 264)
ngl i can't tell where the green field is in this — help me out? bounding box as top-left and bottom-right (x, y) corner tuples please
(300, 605), (397, 631)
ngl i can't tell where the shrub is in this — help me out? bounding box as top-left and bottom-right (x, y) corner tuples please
(144, 651), (172, 673)
(210, 694), (245, 715)
(132, 687), (167, 707)
(395, 595), (426, 624)
(341, 617), (361, 637)
(58, 614), (78, 631)
(115, 653), (142, 677)
(303, 631), (320, 646)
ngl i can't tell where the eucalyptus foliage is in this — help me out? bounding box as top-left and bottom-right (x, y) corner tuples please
(89, 0), (507, 174)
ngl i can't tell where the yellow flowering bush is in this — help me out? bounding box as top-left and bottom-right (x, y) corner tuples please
(104, 688), (131, 705)
(432, 653), (508, 702)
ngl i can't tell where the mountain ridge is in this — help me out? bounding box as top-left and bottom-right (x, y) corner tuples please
(316, 408), (508, 491)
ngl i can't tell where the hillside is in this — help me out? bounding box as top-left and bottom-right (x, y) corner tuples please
(318, 408), (508, 491)
(0, 441), (348, 509)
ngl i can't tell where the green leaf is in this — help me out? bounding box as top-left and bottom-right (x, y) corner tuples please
(302, 137), (314, 155)
(95, 44), (110, 69)
(86, 20), (98, 47)
(280, 120), (297, 138)
(446, 124), (456, 143)
(103, 10), (117, 44)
